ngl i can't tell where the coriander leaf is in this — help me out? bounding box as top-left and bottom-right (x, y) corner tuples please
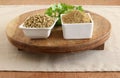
(76, 6), (84, 11)
(45, 7), (53, 16)
(45, 3), (84, 26)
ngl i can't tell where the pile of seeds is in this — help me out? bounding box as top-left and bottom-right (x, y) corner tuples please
(24, 14), (55, 28)
(62, 10), (91, 23)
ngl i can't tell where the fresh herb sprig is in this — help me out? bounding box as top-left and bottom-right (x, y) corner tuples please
(45, 3), (84, 26)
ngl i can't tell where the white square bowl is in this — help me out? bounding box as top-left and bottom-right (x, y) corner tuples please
(19, 18), (58, 39)
(61, 13), (94, 39)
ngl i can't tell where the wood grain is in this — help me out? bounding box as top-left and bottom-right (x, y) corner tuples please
(0, 0), (120, 5)
(0, 72), (120, 78)
(6, 9), (111, 53)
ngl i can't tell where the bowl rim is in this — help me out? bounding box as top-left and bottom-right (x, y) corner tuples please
(61, 13), (93, 25)
(19, 18), (58, 30)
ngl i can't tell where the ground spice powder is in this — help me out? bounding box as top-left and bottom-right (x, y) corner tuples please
(62, 10), (91, 23)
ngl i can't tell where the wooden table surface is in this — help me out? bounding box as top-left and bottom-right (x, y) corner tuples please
(0, 0), (120, 78)
(0, 72), (120, 78)
(0, 0), (120, 5)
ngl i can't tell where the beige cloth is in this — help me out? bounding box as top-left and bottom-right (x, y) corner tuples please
(0, 5), (120, 71)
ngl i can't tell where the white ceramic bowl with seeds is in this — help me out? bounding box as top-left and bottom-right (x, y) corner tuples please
(19, 15), (58, 39)
(61, 13), (94, 39)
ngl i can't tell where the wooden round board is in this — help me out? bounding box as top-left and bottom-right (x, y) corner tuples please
(6, 9), (111, 53)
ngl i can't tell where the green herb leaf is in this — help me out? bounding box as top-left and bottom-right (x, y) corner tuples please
(45, 3), (84, 26)
(76, 6), (84, 11)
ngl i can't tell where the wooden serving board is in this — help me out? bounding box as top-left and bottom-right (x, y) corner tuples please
(6, 9), (111, 53)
